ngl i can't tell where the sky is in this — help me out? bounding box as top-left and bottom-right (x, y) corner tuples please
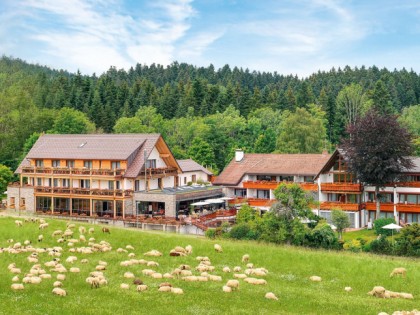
(1, 0), (420, 77)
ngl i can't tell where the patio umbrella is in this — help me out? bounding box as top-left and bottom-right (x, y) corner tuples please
(190, 201), (211, 206)
(204, 199), (225, 204)
(382, 223), (403, 245)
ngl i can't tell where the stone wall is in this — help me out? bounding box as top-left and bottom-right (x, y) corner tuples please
(6, 186), (35, 213)
(134, 192), (177, 217)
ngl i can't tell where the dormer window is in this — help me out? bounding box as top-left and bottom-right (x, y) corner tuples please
(146, 159), (156, 168)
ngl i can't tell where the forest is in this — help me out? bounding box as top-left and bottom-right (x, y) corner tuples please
(1, 56), (420, 174)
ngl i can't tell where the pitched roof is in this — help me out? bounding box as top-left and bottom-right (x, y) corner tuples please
(213, 153), (331, 186)
(177, 159), (213, 175)
(17, 133), (163, 177)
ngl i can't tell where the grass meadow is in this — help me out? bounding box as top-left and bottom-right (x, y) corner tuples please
(0, 215), (419, 315)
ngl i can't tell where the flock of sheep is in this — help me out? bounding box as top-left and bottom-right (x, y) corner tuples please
(2, 218), (417, 314)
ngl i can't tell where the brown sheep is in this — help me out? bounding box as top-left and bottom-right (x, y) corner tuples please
(102, 227), (110, 234)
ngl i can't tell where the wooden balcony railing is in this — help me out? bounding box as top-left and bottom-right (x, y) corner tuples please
(364, 202), (420, 213)
(320, 201), (363, 211)
(229, 197), (275, 207)
(140, 167), (178, 178)
(320, 183), (363, 192)
(242, 181), (318, 191)
(21, 166), (124, 177)
(34, 187), (133, 198)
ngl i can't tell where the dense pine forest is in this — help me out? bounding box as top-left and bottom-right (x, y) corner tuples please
(1, 56), (420, 174)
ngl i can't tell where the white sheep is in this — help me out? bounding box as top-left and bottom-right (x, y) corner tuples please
(52, 230), (63, 237)
(96, 265), (106, 271)
(233, 266), (241, 272)
(120, 283), (130, 290)
(53, 281), (63, 287)
(144, 250), (162, 257)
(226, 279), (239, 290)
(57, 274), (66, 281)
(38, 235), (44, 242)
(309, 276), (322, 282)
(242, 254), (250, 263)
(126, 245), (134, 250)
(345, 287), (352, 292)
(158, 286), (172, 292)
(214, 244), (223, 252)
(171, 287), (184, 294)
(15, 220), (23, 227)
(67, 223), (75, 229)
(69, 267), (80, 273)
(124, 272), (135, 279)
(163, 273), (174, 279)
(147, 261), (159, 267)
(81, 259), (89, 264)
(223, 267), (231, 273)
(208, 275), (222, 282)
(12, 276), (19, 282)
(79, 235), (86, 242)
(11, 283), (24, 290)
(88, 227), (95, 234)
(390, 267), (407, 278)
(136, 284), (148, 292)
(234, 273), (247, 279)
(265, 292), (278, 300)
(52, 287), (67, 296)
(151, 273), (163, 279)
(222, 285), (232, 293)
(79, 226), (86, 234)
(185, 245), (192, 254)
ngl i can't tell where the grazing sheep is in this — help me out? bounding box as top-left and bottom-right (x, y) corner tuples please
(126, 245), (134, 250)
(223, 267), (231, 273)
(102, 227), (110, 234)
(208, 275), (222, 282)
(57, 274), (66, 281)
(163, 273), (174, 279)
(11, 283), (24, 290)
(66, 256), (78, 264)
(52, 288), (67, 296)
(242, 254), (250, 263)
(234, 274), (247, 279)
(10, 268), (21, 274)
(38, 235), (44, 242)
(136, 284), (148, 292)
(144, 250), (162, 257)
(80, 259), (89, 264)
(185, 245), (192, 254)
(171, 287), (184, 294)
(40, 274), (52, 279)
(179, 264), (191, 270)
(53, 281), (63, 287)
(246, 263), (254, 269)
(214, 244), (223, 252)
(182, 276), (198, 282)
(96, 265), (106, 271)
(309, 276), (322, 282)
(12, 276), (19, 282)
(69, 267), (80, 273)
(124, 272), (135, 279)
(390, 267), (407, 278)
(244, 277), (267, 285)
(79, 235), (86, 242)
(226, 279), (239, 290)
(24, 240), (31, 246)
(265, 292), (278, 300)
(133, 278), (143, 285)
(120, 283), (130, 290)
(52, 230), (63, 237)
(345, 287), (352, 292)
(79, 226), (86, 234)
(142, 269), (156, 276)
(180, 270), (193, 277)
(159, 282), (172, 288)
(15, 220), (23, 227)
(147, 261), (159, 267)
(88, 228), (95, 234)
(233, 266), (241, 273)
(151, 273), (163, 279)
(222, 285), (232, 293)
(39, 223), (49, 230)
(98, 260), (108, 266)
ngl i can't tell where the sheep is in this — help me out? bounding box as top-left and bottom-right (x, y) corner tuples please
(11, 283), (24, 290)
(117, 248), (128, 253)
(151, 273), (163, 279)
(15, 220), (23, 227)
(223, 267), (231, 273)
(147, 261), (159, 267)
(185, 245), (192, 254)
(53, 281), (63, 287)
(144, 250), (162, 257)
(159, 282), (172, 288)
(79, 226), (86, 234)
(234, 273), (247, 279)
(246, 263), (254, 269)
(133, 278), (143, 285)
(197, 276), (208, 282)
(24, 240), (31, 246)
(226, 279), (239, 290)
(52, 288), (67, 296)
(52, 230), (63, 237)
(102, 227), (110, 234)
(136, 284), (148, 292)
(345, 287), (352, 292)
(233, 266), (241, 273)
(96, 265), (106, 271)
(57, 274), (66, 281)
(244, 277), (267, 285)
(390, 267), (407, 278)
(222, 285), (232, 293)
(69, 267), (80, 273)
(39, 223), (49, 230)
(399, 292), (414, 299)
(66, 256), (78, 264)
(30, 277), (42, 284)
(179, 264), (191, 270)
(163, 273), (174, 279)
(98, 260), (108, 266)
(81, 259), (89, 264)
(126, 245), (134, 250)
(368, 286), (387, 298)
(180, 270), (193, 277)
(124, 272), (135, 279)
(309, 276), (322, 282)
(38, 235), (44, 242)
(120, 283), (130, 290)
(10, 268), (21, 274)
(88, 227), (95, 234)
(27, 256), (39, 263)
(208, 275), (222, 282)
(182, 276), (198, 282)
(242, 254), (250, 263)
(214, 244), (223, 252)
(79, 235), (86, 242)
(265, 292), (279, 300)
(171, 287), (184, 294)
(12, 276), (19, 282)
(40, 274), (52, 279)
(158, 286), (171, 292)
(142, 269), (156, 276)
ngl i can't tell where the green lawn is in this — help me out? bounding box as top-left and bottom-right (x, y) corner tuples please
(0, 216), (419, 315)
(342, 228), (378, 242)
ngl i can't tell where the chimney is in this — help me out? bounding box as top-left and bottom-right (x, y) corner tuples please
(235, 149), (244, 162)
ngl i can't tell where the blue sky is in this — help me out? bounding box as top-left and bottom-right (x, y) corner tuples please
(1, 0), (420, 77)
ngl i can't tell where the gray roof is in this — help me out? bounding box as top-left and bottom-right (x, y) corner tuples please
(177, 159), (213, 176)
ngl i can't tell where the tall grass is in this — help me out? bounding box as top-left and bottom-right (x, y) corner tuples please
(0, 216), (418, 315)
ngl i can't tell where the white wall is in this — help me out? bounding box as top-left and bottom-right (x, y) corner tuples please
(179, 171), (209, 186)
(148, 147), (167, 168)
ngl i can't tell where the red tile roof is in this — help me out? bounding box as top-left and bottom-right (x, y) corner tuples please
(177, 159), (213, 175)
(213, 153), (331, 186)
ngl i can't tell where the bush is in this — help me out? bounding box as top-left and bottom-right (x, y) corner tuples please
(394, 223), (420, 257)
(343, 239), (362, 252)
(228, 223), (259, 240)
(374, 218), (395, 236)
(305, 223), (340, 250)
(205, 228), (216, 239)
(368, 235), (392, 255)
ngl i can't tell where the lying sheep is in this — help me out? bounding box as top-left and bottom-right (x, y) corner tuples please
(234, 274), (247, 279)
(390, 267), (407, 278)
(368, 286), (387, 298)
(144, 250), (162, 257)
(136, 284), (148, 292)
(233, 266), (241, 273)
(12, 276), (19, 282)
(120, 283), (130, 290)
(52, 288), (67, 296)
(345, 287), (352, 292)
(309, 276), (322, 282)
(69, 267), (80, 273)
(53, 281), (63, 287)
(171, 287), (184, 294)
(223, 267), (231, 273)
(126, 245), (134, 250)
(158, 286), (171, 292)
(124, 272), (135, 279)
(222, 285), (232, 293)
(226, 279), (239, 290)
(214, 244), (223, 253)
(11, 283), (24, 290)
(244, 277), (267, 285)
(265, 292), (279, 300)
(185, 245), (192, 254)
(57, 274), (66, 281)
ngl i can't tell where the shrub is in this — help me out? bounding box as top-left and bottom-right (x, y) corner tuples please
(394, 223), (420, 257)
(374, 218), (395, 236)
(228, 223), (259, 240)
(236, 205), (258, 224)
(305, 222), (340, 250)
(343, 239), (362, 252)
(205, 228), (216, 239)
(368, 235), (392, 255)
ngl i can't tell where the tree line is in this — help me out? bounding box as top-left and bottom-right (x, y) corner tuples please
(1, 56), (420, 173)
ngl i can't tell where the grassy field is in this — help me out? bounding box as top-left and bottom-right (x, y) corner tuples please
(0, 215), (419, 315)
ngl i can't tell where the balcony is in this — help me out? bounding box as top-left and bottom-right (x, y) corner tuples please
(21, 166), (124, 177)
(364, 202), (420, 213)
(320, 201), (362, 211)
(320, 183), (362, 193)
(34, 187), (133, 198)
(229, 197), (275, 207)
(242, 181), (318, 191)
(140, 167), (178, 178)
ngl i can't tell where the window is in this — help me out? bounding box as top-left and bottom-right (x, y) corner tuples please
(234, 189), (247, 197)
(111, 161), (121, 169)
(37, 178), (42, 186)
(184, 177), (187, 185)
(257, 190), (270, 199)
(158, 178), (163, 189)
(84, 160), (92, 169)
(53, 179), (59, 187)
(256, 175), (275, 181)
(108, 181), (114, 190)
(80, 179), (90, 188)
(304, 176), (314, 183)
(279, 175), (294, 182)
(20, 198), (25, 206)
(62, 179), (70, 187)
(192, 175), (196, 183)
(135, 180), (140, 191)
(146, 159), (156, 168)
(10, 197), (15, 206)
(400, 194), (419, 204)
(52, 160), (60, 167)
(35, 160), (44, 167)
(116, 181), (121, 190)
(66, 160), (75, 168)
